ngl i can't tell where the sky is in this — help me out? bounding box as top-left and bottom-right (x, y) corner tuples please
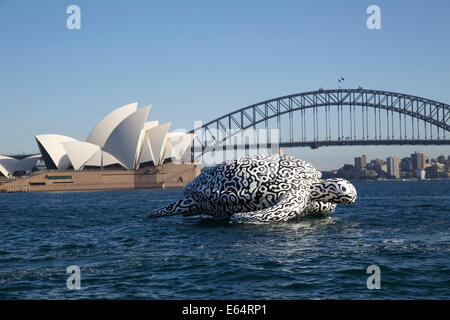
(0, 0), (449, 170)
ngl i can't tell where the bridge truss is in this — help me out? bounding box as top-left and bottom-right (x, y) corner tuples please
(190, 88), (450, 158)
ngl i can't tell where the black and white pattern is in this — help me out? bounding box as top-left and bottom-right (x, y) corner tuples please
(147, 154), (357, 223)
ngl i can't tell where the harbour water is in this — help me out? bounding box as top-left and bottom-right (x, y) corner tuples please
(0, 180), (448, 299)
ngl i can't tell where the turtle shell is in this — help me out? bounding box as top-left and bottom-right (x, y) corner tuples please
(184, 154), (321, 209)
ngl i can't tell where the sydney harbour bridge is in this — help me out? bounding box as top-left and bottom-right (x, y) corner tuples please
(190, 88), (450, 159)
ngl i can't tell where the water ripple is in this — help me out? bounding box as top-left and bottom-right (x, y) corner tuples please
(0, 181), (449, 299)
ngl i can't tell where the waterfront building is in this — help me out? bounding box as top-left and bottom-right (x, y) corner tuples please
(1, 103), (197, 188)
(400, 157), (413, 171)
(415, 169), (426, 180)
(387, 156), (400, 179)
(0, 155), (40, 178)
(34, 103), (195, 171)
(411, 151), (425, 170)
(354, 155), (367, 169)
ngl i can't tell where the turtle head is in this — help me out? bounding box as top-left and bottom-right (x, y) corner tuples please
(310, 178), (357, 204)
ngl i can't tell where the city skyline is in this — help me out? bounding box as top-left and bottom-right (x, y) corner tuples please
(320, 149), (448, 171)
(321, 150), (450, 180)
(285, 146), (449, 171)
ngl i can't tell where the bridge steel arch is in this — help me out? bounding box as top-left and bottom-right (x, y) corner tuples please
(190, 88), (450, 155)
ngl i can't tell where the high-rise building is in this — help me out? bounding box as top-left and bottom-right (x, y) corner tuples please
(400, 157), (413, 171)
(371, 158), (383, 166)
(387, 156), (400, 178)
(411, 151), (425, 170)
(415, 169), (426, 180)
(354, 155), (367, 169)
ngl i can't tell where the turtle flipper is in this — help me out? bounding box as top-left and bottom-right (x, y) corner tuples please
(304, 201), (336, 216)
(147, 196), (201, 218)
(230, 189), (308, 223)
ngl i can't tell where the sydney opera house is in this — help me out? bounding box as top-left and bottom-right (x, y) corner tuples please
(0, 103), (199, 192)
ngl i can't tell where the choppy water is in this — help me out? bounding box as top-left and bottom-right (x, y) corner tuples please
(0, 180), (449, 299)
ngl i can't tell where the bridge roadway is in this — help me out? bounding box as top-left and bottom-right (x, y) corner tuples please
(192, 138), (450, 152)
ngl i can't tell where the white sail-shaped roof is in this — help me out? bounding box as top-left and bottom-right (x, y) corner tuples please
(103, 105), (152, 170)
(163, 133), (183, 160)
(138, 141), (153, 165)
(136, 121), (159, 165)
(138, 129), (194, 166)
(0, 156), (19, 177)
(164, 133), (195, 162)
(35, 134), (77, 169)
(14, 155), (41, 172)
(86, 102), (138, 147)
(84, 149), (124, 168)
(135, 121), (159, 168)
(62, 141), (101, 170)
(163, 138), (174, 160)
(31, 102), (194, 172)
(143, 121), (159, 131)
(145, 123), (171, 166)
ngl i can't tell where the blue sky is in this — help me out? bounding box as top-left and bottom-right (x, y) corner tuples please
(1, 0), (449, 169)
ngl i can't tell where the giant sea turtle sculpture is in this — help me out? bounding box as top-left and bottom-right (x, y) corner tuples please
(147, 154), (357, 223)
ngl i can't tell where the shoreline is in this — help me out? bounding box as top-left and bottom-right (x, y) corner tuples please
(0, 163), (200, 194)
(1, 175), (448, 195)
(348, 178), (450, 182)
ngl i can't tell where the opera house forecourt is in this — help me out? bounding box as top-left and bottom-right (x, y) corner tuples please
(0, 103), (200, 192)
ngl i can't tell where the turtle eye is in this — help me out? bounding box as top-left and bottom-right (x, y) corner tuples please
(342, 186), (347, 192)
